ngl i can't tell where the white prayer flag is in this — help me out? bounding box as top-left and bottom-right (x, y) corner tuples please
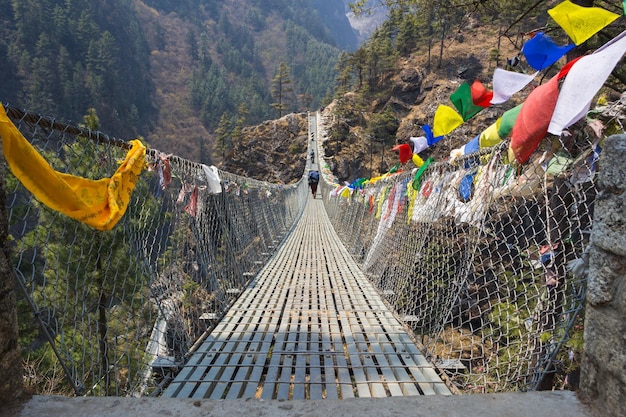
(549, 30), (626, 135)
(491, 69), (538, 105)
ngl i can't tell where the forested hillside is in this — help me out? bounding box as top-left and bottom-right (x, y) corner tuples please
(0, 0), (154, 136)
(2, 0), (624, 177)
(313, 0), (626, 182)
(0, 0), (355, 160)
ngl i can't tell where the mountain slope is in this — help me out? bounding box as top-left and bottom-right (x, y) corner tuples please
(0, 0), (354, 160)
(231, 1), (625, 184)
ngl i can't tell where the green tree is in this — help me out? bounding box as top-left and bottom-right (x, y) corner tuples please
(215, 112), (232, 160)
(237, 102), (250, 125)
(13, 108), (162, 395)
(270, 62), (293, 117)
(350, 48), (368, 91)
(366, 107), (399, 172)
(395, 8), (420, 55)
(334, 52), (353, 95)
(366, 25), (398, 87)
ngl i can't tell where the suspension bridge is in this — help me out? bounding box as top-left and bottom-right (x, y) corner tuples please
(2, 103), (601, 399)
(163, 197), (450, 399)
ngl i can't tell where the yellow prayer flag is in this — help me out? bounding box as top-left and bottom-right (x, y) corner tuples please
(548, 0), (620, 45)
(0, 105), (146, 231)
(479, 118), (503, 148)
(433, 105), (464, 137)
(375, 186), (389, 219)
(406, 182), (417, 224)
(412, 153), (424, 167)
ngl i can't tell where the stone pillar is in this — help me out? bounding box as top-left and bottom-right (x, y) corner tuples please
(0, 161), (24, 402)
(579, 134), (626, 417)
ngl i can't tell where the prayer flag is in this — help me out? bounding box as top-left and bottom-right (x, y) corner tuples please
(462, 135), (480, 155)
(0, 105), (145, 231)
(509, 74), (561, 164)
(184, 186), (198, 217)
(202, 164), (222, 194)
(479, 120), (502, 148)
(158, 153), (172, 190)
(459, 171), (476, 202)
(522, 32), (574, 70)
(409, 135), (428, 153)
(549, 30), (626, 135)
(422, 124), (444, 146)
(177, 183), (193, 204)
(392, 143), (413, 164)
(471, 80), (494, 108)
(491, 68), (538, 104)
(412, 153), (425, 167)
(433, 105), (464, 137)
(450, 82), (485, 121)
(548, 0), (620, 45)
(412, 157), (434, 191)
(498, 104), (523, 138)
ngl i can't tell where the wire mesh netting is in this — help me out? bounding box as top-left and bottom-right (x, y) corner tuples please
(1, 100), (613, 397)
(4, 105), (308, 396)
(319, 116), (601, 393)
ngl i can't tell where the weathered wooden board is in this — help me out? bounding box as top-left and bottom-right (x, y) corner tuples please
(163, 199), (450, 399)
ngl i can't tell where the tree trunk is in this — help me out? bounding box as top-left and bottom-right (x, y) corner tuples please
(438, 20), (446, 68)
(99, 294), (110, 395)
(0, 158), (25, 402)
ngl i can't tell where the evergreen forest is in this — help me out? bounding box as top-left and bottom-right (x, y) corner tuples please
(0, 0), (353, 160)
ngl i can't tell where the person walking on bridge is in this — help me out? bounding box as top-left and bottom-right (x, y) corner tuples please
(308, 170), (319, 198)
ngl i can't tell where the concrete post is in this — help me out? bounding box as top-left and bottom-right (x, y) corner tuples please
(0, 161), (24, 402)
(579, 134), (626, 417)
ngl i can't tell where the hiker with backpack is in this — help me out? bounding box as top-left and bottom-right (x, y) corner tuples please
(308, 170), (319, 198)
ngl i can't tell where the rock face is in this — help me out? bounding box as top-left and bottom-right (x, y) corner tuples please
(579, 134), (626, 417)
(220, 113), (309, 184)
(313, 0), (359, 50)
(391, 67), (426, 107)
(344, 0), (388, 44)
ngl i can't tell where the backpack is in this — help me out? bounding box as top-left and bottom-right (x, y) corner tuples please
(308, 171), (319, 184)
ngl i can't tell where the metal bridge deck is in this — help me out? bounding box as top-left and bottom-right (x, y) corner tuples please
(163, 197), (450, 400)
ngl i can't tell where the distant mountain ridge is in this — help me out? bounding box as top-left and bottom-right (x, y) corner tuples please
(343, 0), (388, 44)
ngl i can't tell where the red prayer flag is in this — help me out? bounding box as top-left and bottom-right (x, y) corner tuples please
(509, 75), (561, 164)
(184, 186), (199, 217)
(392, 143), (413, 164)
(470, 80), (494, 108)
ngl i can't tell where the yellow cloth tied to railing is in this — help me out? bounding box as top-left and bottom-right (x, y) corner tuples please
(0, 105), (146, 231)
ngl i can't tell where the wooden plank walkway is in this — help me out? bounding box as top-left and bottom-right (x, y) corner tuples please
(163, 197), (451, 400)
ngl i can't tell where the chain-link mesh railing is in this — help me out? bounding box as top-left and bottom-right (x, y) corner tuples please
(3, 100), (614, 397)
(3, 105), (308, 396)
(320, 118), (603, 393)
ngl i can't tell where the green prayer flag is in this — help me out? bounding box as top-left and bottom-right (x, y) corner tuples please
(450, 83), (484, 121)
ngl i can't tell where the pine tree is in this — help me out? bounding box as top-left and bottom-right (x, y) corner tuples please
(270, 62), (293, 117)
(215, 113), (232, 160)
(334, 52), (353, 95)
(237, 102), (249, 125)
